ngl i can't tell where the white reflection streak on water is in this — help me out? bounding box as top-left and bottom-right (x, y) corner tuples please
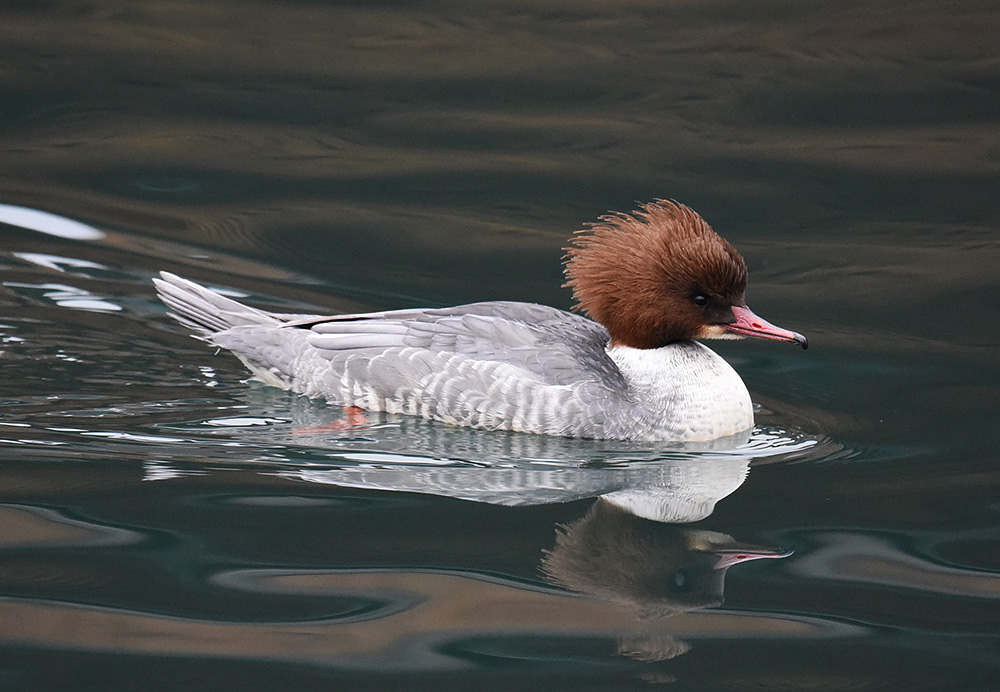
(11, 252), (108, 273)
(3, 281), (123, 313)
(0, 203), (105, 240)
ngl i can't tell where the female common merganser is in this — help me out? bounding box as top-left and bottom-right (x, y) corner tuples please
(155, 200), (806, 442)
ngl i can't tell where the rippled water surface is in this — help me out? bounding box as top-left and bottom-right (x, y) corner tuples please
(2, 2), (999, 690)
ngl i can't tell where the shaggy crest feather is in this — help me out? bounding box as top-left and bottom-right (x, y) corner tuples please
(563, 200), (747, 348)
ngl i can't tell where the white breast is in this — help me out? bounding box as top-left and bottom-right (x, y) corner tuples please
(606, 341), (753, 442)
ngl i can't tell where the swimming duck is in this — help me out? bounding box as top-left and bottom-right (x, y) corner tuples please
(155, 200), (806, 442)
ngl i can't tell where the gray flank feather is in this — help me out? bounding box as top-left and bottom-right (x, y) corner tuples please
(155, 273), (643, 438)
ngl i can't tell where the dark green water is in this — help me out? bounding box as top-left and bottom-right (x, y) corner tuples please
(2, 1), (999, 690)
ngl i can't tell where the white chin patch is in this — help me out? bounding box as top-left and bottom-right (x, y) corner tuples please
(700, 325), (744, 340)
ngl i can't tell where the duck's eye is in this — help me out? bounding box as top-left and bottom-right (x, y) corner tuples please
(692, 295), (709, 307)
(669, 568), (691, 592)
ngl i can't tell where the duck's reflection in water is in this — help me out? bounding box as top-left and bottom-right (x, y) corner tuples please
(542, 498), (789, 661)
(266, 432), (793, 664)
(155, 393), (815, 666)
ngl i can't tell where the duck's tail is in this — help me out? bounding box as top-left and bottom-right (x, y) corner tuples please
(153, 272), (283, 336)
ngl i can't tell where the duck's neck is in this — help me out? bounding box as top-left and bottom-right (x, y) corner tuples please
(606, 341), (754, 442)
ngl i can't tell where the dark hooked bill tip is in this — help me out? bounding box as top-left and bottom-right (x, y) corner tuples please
(793, 332), (809, 350)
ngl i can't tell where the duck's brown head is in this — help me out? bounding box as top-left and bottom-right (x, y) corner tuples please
(564, 200), (806, 350)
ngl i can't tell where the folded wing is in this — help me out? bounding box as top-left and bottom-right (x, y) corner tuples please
(155, 272), (629, 437)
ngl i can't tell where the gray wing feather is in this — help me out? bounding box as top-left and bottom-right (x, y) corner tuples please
(296, 301), (629, 436)
(155, 271), (631, 437)
(304, 301), (623, 390)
